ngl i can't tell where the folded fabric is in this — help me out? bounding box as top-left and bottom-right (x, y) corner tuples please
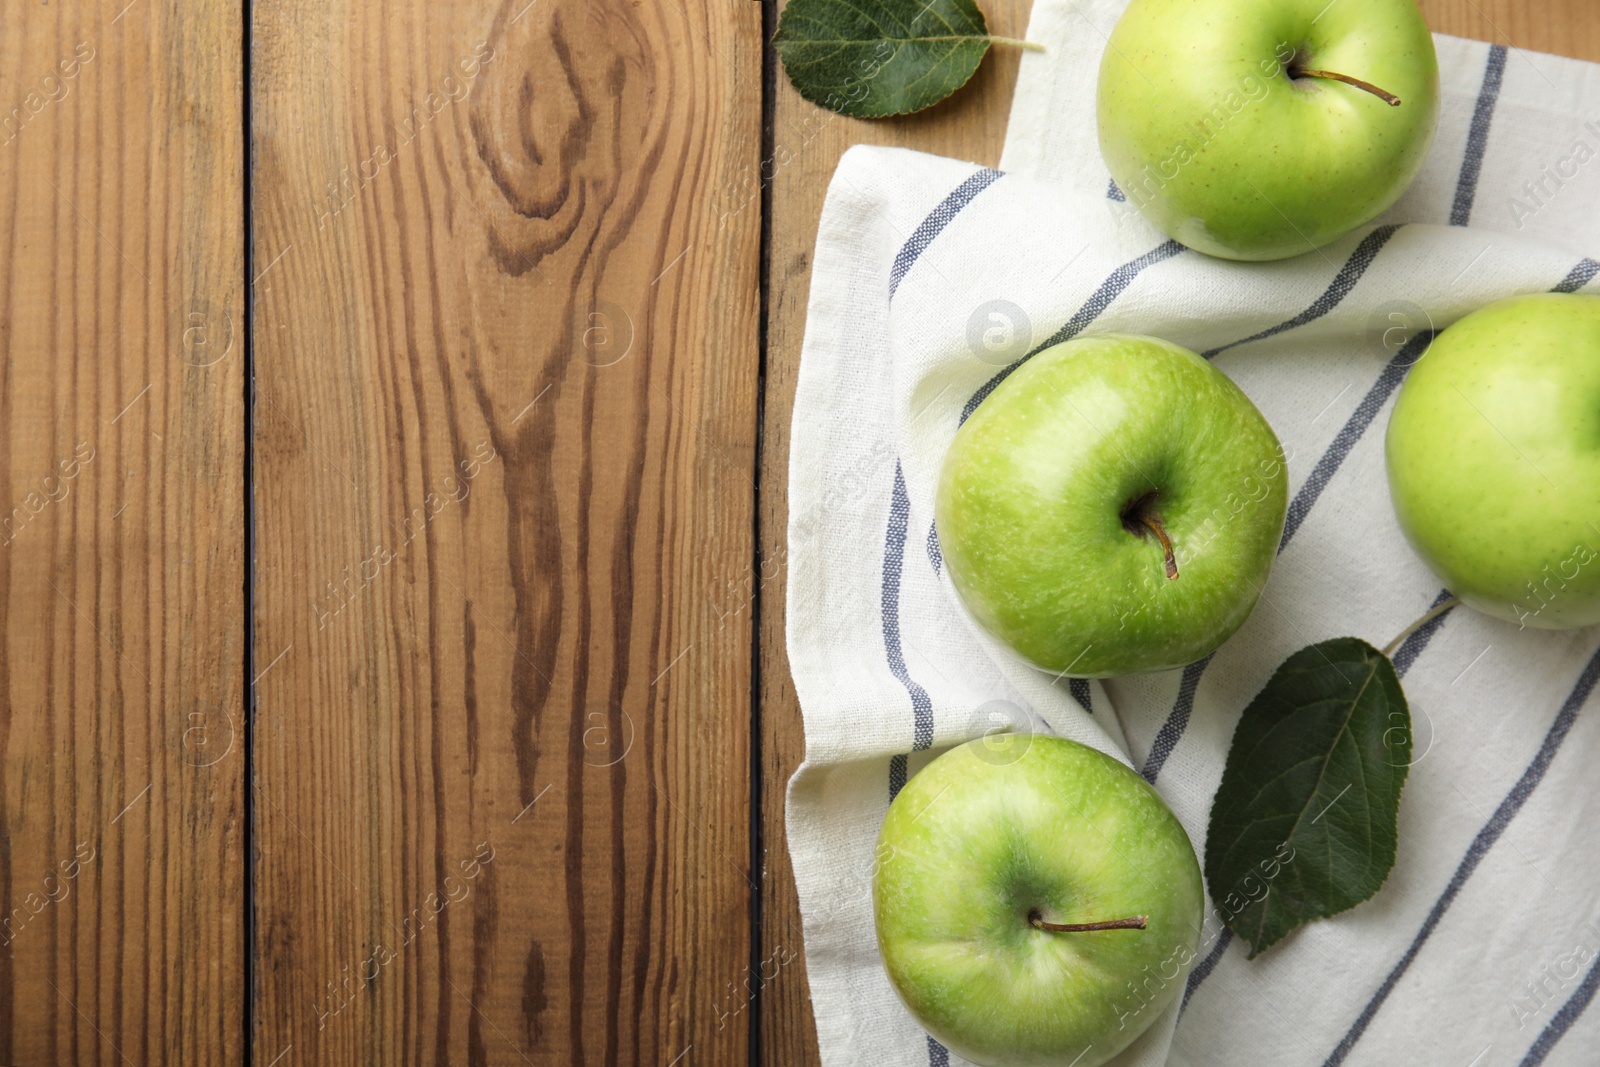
(785, 3), (1600, 1065)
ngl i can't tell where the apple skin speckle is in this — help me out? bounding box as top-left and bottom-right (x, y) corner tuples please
(1386, 293), (1600, 629)
(874, 735), (1204, 1067)
(1096, 0), (1439, 260)
(936, 334), (1288, 678)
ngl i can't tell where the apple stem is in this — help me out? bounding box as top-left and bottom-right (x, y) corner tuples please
(1029, 913), (1148, 933)
(1139, 515), (1180, 581)
(1293, 68), (1402, 107)
(1381, 596), (1462, 658)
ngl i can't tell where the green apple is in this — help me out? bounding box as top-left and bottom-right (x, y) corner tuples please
(936, 335), (1288, 677)
(1097, 0), (1439, 261)
(874, 734), (1204, 1067)
(1386, 293), (1600, 629)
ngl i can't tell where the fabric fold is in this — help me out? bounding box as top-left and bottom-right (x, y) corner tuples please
(786, 4), (1600, 1064)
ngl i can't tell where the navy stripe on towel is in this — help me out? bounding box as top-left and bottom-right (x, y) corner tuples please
(927, 1036), (950, 1066)
(1281, 327), (1435, 547)
(1183, 929), (1234, 1010)
(888, 168), (1004, 302)
(960, 239), (1187, 424)
(1203, 225), (1402, 359)
(1520, 950), (1600, 1065)
(1322, 645), (1600, 1067)
(1450, 44), (1509, 227)
(889, 753), (908, 801)
(1107, 177), (1126, 202)
(1391, 589), (1458, 677)
(1141, 656), (1212, 784)
(883, 464), (934, 752)
(1554, 257), (1600, 293)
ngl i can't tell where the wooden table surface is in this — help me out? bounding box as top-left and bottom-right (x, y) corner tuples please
(0, 1), (1593, 1063)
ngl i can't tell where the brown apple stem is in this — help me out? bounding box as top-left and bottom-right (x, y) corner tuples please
(1139, 514), (1180, 581)
(1122, 493), (1179, 580)
(1294, 68), (1402, 107)
(1381, 596), (1462, 658)
(1030, 914), (1148, 933)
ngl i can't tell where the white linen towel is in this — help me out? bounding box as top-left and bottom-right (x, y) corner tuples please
(784, 3), (1600, 1065)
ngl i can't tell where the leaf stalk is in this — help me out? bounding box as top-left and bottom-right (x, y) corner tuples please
(988, 36), (1046, 53)
(1381, 596), (1461, 658)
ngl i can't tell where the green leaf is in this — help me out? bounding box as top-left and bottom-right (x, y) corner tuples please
(773, 0), (997, 119)
(1204, 637), (1410, 958)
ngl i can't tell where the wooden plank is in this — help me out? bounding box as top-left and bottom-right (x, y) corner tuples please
(250, 0), (761, 1062)
(759, 2), (1600, 1064)
(1417, 0), (1600, 62)
(0, 1), (246, 1064)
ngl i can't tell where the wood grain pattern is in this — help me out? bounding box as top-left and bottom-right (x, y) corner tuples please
(1417, 0), (1600, 63)
(759, 2), (1600, 1065)
(250, 0), (760, 1063)
(0, 0), (245, 1064)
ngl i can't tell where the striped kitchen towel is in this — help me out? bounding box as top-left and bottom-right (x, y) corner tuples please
(783, 2), (1600, 1065)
